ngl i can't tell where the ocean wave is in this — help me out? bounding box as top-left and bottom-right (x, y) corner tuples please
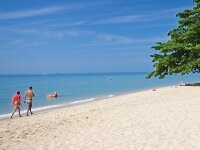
(0, 98), (96, 119)
(108, 95), (114, 97)
(0, 104), (63, 119)
(70, 98), (95, 104)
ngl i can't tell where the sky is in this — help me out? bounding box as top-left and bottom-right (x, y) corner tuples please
(0, 0), (194, 74)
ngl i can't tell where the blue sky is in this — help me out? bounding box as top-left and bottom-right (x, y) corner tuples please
(0, 0), (194, 74)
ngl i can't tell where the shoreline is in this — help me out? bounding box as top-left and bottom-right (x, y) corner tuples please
(1, 85), (200, 149)
(0, 85), (172, 121)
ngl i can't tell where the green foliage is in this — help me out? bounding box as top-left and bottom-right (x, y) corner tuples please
(147, 0), (200, 79)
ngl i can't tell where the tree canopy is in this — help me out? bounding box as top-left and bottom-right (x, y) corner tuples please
(147, 0), (200, 79)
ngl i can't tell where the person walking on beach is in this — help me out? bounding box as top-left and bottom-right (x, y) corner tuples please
(11, 91), (22, 119)
(24, 86), (35, 116)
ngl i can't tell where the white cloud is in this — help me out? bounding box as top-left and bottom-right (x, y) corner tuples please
(89, 7), (190, 25)
(97, 34), (134, 44)
(10, 39), (42, 47)
(97, 33), (168, 44)
(0, 6), (67, 19)
(48, 20), (89, 27)
(17, 28), (95, 40)
(11, 39), (24, 45)
(91, 15), (141, 24)
(0, 2), (99, 20)
(1, 25), (168, 45)
(160, 7), (193, 14)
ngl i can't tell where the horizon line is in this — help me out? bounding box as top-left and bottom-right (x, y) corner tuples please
(0, 72), (149, 76)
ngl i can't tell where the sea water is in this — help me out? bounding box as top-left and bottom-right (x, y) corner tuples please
(0, 72), (199, 118)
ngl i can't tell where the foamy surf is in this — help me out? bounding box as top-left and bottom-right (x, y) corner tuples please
(0, 113), (11, 119)
(0, 98), (97, 119)
(0, 104), (64, 119)
(70, 98), (95, 104)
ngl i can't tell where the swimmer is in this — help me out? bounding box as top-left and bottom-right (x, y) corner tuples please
(47, 92), (59, 98)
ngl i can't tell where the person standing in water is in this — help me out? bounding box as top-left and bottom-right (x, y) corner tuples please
(11, 91), (22, 119)
(24, 86), (35, 116)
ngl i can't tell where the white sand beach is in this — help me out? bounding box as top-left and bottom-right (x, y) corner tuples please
(1, 86), (200, 150)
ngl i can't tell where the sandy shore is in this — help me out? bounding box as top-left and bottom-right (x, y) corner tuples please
(1, 86), (200, 150)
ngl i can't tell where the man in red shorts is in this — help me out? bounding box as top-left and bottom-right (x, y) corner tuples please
(11, 91), (22, 119)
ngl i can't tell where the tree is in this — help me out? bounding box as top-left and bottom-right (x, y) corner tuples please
(147, 0), (200, 79)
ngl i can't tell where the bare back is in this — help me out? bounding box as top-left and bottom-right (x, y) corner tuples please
(25, 90), (34, 100)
